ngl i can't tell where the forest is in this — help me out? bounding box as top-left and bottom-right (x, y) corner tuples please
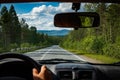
(0, 5), (61, 53)
(60, 3), (120, 59)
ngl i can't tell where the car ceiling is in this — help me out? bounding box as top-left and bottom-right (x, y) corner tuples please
(0, 0), (120, 3)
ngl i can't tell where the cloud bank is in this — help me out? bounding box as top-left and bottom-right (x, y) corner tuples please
(18, 3), (83, 30)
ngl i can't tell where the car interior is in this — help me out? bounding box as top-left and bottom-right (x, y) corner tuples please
(0, 0), (120, 80)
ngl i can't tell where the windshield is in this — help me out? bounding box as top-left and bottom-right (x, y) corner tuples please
(0, 2), (120, 64)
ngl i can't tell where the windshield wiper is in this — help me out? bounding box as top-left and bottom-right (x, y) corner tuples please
(38, 58), (85, 64)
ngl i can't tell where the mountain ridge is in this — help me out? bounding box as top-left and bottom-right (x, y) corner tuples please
(37, 29), (71, 36)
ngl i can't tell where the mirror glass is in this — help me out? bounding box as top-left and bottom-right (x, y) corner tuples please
(54, 12), (100, 28)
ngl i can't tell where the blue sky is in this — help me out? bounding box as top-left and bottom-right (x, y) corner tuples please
(1, 2), (59, 13)
(1, 2), (84, 30)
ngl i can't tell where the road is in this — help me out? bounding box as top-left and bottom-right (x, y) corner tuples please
(24, 45), (86, 62)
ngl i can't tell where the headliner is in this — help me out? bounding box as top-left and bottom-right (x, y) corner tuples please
(0, 0), (120, 3)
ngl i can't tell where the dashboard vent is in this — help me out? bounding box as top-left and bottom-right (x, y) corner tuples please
(58, 71), (73, 80)
(78, 70), (93, 80)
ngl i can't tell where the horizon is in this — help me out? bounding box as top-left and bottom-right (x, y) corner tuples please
(37, 29), (72, 31)
(37, 29), (71, 36)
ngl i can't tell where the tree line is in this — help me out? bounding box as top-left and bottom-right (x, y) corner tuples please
(0, 5), (61, 53)
(60, 3), (120, 59)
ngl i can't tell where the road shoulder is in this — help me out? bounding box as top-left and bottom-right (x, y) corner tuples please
(78, 55), (104, 63)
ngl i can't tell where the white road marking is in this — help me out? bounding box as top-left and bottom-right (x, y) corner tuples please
(68, 52), (86, 61)
(59, 47), (86, 62)
(25, 45), (87, 62)
(40, 48), (52, 60)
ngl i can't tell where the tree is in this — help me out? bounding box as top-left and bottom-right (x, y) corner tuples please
(106, 4), (120, 43)
(9, 5), (21, 46)
(29, 26), (38, 44)
(0, 6), (11, 49)
(20, 18), (30, 43)
(0, 14), (3, 47)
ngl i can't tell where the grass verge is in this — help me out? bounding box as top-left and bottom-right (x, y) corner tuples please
(84, 54), (120, 64)
(66, 49), (120, 64)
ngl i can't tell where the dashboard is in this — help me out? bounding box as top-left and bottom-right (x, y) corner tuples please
(0, 60), (120, 80)
(55, 63), (95, 80)
(47, 63), (120, 80)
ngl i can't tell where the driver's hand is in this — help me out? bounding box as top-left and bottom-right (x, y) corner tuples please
(33, 65), (52, 80)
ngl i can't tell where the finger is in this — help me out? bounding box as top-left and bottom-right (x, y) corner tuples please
(33, 68), (39, 76)
(40, 65), (47, 73)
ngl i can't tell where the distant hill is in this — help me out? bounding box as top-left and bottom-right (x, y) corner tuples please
(37, 30), (71, 36)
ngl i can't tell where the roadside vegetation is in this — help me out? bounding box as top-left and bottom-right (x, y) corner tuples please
(60, 3), (120, 63)
(0, 5), (61, 53)
(67, 49), (119, 63)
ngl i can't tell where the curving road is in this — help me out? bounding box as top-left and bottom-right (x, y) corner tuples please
(24, 45), (86, 62)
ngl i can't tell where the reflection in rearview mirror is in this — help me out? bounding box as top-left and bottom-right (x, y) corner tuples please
(79, 16), (94, 27)
(54, 12), (100, 28)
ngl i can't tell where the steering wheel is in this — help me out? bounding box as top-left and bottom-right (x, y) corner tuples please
(0, 53), (42, 80)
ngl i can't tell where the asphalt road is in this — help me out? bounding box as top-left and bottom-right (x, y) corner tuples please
(24, 45), (86, 62)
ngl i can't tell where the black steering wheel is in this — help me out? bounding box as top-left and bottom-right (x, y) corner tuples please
(0, 53), (42, 80)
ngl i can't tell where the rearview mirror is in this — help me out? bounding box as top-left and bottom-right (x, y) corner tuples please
(54, 12), (100, 28)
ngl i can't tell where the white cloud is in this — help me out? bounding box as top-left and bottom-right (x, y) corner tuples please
(18, 3), (80, 30)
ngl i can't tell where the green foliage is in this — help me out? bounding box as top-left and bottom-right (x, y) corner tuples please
(85, 54), (120, 64)
(81, 17), (92, 27)
(61, 3), (120, 61)
(78, 36), (95, 52)
(21, 43), (31, 48)
(9, 5), (21, 45)
(0, 5), (21, 49)
(103, 43), (120, 59)
(9, 43), (18, 49)
(90, 36), (104, 54)
(0, 48), (6, 53)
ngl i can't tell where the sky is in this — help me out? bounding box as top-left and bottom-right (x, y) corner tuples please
(1, 2), (85, 30)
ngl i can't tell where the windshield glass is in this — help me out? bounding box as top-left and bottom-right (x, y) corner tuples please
(0, 2), (120, 64)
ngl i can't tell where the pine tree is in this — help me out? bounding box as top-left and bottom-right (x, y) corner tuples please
(30, 26), (37, 44)
(9, 5), (21, 46)
(20, 18), (30, 43)
(1, 6), (11, 49)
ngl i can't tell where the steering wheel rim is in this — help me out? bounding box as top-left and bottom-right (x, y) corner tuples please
(0, 53), (41, 72)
